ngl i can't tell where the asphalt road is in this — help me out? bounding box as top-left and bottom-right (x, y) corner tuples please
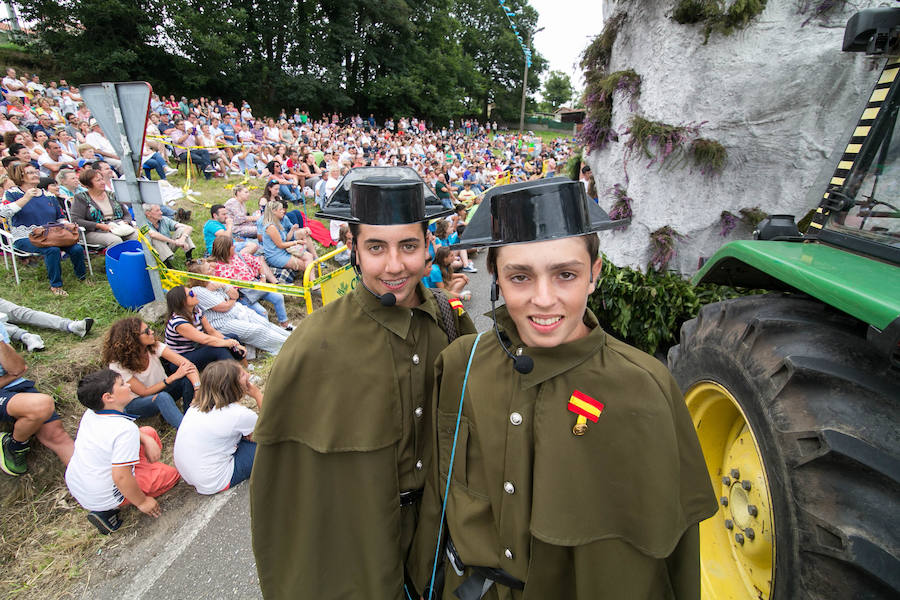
(71, 251), (495, 600)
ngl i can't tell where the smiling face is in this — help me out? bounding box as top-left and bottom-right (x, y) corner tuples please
(352, 223), (427, 309)
(493, 236), (602, 348)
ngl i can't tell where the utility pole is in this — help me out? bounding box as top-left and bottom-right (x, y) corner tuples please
(519, 26), (544, 132)
(3, 1), (21, 33)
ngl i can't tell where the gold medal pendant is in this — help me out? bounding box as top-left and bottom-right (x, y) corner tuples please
(572, 415), (588, 436)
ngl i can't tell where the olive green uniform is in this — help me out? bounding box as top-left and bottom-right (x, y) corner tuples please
(251, 283), (475, 600)
(410, 307), (717, 599)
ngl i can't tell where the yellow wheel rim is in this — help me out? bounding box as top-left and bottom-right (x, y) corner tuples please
(686, 382), (774, 600)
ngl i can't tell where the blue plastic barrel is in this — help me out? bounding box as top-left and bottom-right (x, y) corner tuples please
(105, 240), (155, 310)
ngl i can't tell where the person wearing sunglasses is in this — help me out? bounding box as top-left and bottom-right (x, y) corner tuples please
(164, 286), (246, 372)
(102, 318), (199, 429)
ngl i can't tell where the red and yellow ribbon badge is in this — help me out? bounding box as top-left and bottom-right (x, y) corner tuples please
(448, 297), (466, 316)
(567, 390), (604, 436)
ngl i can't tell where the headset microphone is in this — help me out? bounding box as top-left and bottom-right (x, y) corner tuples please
(489, 274), (534, 374)
(351, 250), (397, 307)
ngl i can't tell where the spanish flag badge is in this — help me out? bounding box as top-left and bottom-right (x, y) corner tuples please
(448, 297), (466, 316)
(567, 390), (603, 436)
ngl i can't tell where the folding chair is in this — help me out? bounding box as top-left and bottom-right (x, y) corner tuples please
(62, 197), (97, 278)
(0, 215), (42, 285)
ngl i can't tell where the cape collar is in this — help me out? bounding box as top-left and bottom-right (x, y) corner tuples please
(351, 281), (440, 339)
(492, 305), (607, 389)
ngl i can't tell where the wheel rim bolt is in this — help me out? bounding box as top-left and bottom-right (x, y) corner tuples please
(724, 519), (734, 530)
(745, 528), (755, 540)
(735, 533), (745, 545)
(720, 496), (728, 507)
(722, 476), (731, 486)
(730, 469), (741, 479)
(741, 480), (752, 491)
(747, 504), (758, 517)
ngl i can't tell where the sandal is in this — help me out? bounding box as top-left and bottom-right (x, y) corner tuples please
(50, 287), (68, 297)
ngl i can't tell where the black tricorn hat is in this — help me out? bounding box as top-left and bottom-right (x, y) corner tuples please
(453, 177), (629, 250)
(317, 166), (453, 224)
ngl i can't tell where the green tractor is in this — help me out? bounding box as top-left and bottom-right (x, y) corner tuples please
(668, 8), (900, 600)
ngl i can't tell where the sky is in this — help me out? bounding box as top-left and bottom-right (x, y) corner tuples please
(529, 0), (606, 101)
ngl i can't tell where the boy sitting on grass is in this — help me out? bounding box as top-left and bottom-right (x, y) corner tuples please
(65, 369), (181, 535)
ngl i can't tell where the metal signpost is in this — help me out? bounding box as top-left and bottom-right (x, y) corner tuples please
(81, 82), (165, 302)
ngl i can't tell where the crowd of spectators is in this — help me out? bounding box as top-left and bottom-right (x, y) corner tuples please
(0, 69), (579, 533)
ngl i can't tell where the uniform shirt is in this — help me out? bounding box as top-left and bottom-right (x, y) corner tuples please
(251, 283), (475, 600)
(174, 403), (257, 494)
(65, 409), (140, 511)
(410, 306), (717, 598)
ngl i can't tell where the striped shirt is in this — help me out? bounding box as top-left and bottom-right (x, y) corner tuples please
(165, 308), (203, 354)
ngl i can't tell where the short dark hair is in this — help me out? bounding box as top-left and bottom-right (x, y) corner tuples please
(210, 204), (225, 217)
(77, 368), (120, 411)
(486, 233), (600, 274)
(8, 142), (26, 156)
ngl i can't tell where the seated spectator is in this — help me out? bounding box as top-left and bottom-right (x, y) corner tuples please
(265, 160), (301, 204)
(70, 168), (138, 248)
(202, 203), (258, 256)
(210, 237), (292, 329)
(0, 162), (88, 296)
(84, 120), (122, 171)
(333, 223), (351, 266)
(174, 360), (261, 495)
(56, 167), (86, 202)
(262, 199), (314, 275)
(37, 139), (77, 178)
(0, 299), (93, 352)
(224, 185), (261, 239)
(103, 317), (199, 429)
(143, 203), (195, 268)
(257, 180), (304, 231)
(66, 369), (180, 534)
(433, 246), (471, 300)
(457, 180), (477, 207)
(186, 261), (289, 355)
(140, 143), (171, 181)
(164, 286), (246, 371)
(0, 321), (74, 475)
(421, 253), (442, 289)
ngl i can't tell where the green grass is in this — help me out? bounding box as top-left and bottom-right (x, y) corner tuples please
(0, 167), (327, 598)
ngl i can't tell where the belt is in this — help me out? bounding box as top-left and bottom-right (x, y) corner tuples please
(399, 488), (424, 507)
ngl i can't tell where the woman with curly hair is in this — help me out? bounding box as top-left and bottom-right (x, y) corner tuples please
(102, 318), (200, 429)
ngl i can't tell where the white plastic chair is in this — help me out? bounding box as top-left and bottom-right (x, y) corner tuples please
(0, 215), (42, 285)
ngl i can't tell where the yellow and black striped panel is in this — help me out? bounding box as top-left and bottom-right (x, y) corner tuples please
(811, 57), (900, 230)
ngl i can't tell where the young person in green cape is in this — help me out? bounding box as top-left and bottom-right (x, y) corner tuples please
(250, 168), (476, 599)
(409, 179), (717, 599)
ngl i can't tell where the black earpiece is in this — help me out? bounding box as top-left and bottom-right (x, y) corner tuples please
(489, 274), (533, 374)
(352, 250), (396, 306)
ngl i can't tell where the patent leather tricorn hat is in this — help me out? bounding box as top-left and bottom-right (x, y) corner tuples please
(317, 166), (453, 224)
(453, 177), (629, 250)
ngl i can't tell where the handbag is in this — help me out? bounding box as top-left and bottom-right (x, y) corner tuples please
(28, 223), (80, 248)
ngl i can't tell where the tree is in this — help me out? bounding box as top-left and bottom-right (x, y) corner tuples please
(543, 70), (574, 110)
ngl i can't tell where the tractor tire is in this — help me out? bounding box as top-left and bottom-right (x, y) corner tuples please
(668, 294), (899, 600)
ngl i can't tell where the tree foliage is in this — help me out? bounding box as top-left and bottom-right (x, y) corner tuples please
(19, 0), (546, 121)
(542, 70), (574, 110)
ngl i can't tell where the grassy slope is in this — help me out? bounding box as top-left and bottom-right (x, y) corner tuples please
(0, 170), (325, 599)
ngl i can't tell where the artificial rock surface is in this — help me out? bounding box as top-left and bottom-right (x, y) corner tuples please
(589, 0), (883, 274)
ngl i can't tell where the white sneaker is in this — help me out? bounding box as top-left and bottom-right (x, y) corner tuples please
(67, 318), (94, 338)
(20, 333), (45, 352)
(459, 290), (472, 301)
(165, 167), (178, 175)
